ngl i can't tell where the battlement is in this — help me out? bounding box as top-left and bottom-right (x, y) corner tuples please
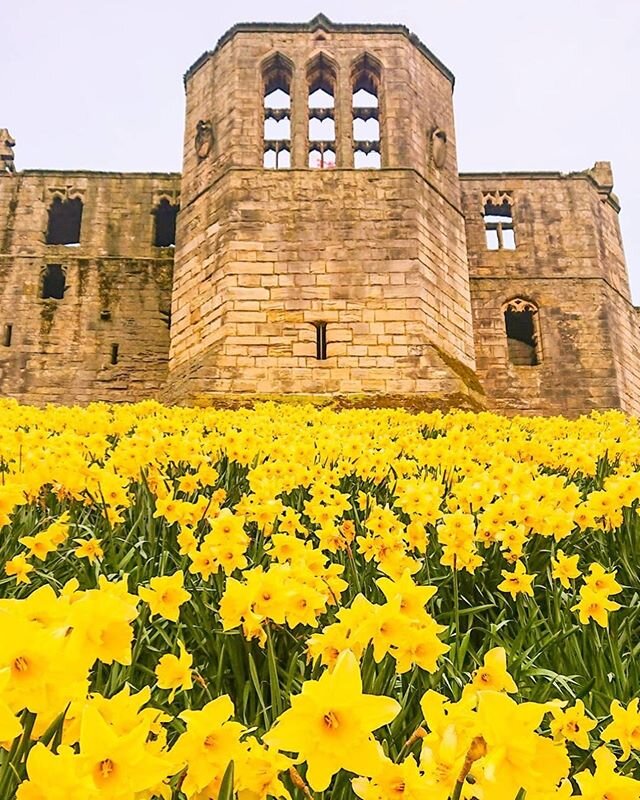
(184, 14), (455, 85)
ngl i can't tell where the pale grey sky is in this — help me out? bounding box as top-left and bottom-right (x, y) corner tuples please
(5, 1), (640, 298)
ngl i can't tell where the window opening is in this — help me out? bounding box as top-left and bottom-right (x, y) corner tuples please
(153, 198), (179, 247)
(352, 54), (381, 169)
(46, 196), (82, 245)
(42, 265), (66, 300)
(503, 299), (540, 366)
(263, 54), (293, 169)
(307, 55), (336, 169)
(314, 322), (328, 360)
(110, 343), (119, 365)
(484, 193), (515, 250)
(2, 324), (12, 347)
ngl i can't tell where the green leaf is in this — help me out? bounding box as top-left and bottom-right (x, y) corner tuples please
(218, 760), (235, 800)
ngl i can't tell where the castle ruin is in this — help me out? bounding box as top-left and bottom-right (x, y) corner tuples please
(2, 15), (639, 415)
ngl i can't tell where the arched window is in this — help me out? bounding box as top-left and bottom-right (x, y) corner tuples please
(484, 192), (516, 250)
(352, 54), (381, 169)
(153, 198), (179, 247)
(263, 54), (293, 169)
(46, 196), (83, 245)
(307, 54), (337, 169)
(503, 298), (541, 366)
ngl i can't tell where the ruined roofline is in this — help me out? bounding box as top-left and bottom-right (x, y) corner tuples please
(459, 166), (608, 182)
(183, 13), (455, 87)
(17, 169), (181, 179)
(460, 163), (620, 211)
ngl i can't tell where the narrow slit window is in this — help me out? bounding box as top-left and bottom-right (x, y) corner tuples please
(2, 324), (12, 347)
(503, 299), (540, 366)
(153, 198), (179, 247)
(484, 194), (516, 250)
(46, 196), (83, 245)
(352, 54), (381, 169)
(263, 54), (293, 169)
(314, 322), (328, 360)
(110, 343), (119, 365)
(42, 264), (66, 300)
(307, 55), (336, 169)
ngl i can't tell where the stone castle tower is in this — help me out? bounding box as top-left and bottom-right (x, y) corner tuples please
(1, 15), (640, 415)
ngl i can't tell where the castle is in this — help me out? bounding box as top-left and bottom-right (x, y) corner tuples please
(2, 15), (639, 416)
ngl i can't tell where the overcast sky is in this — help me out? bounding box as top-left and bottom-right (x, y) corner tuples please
(4, 0), (640, 299)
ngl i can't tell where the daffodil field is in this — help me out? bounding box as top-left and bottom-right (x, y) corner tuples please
(2, 399), (640, 799)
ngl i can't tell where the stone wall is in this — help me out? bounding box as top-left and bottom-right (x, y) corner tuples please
(168, 20), (480, 404)
(2, 18), (639, 416)
(0, 171), (179, 403)
(461, 167), (640, 416)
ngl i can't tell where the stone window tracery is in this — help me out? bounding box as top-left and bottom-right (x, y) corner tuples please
(352, 54), (381, 169)
(503, 298), (541, 366)
(307, 54), (337, 169)
(483, 192), (515, 250)
(263, 54), (293, 169)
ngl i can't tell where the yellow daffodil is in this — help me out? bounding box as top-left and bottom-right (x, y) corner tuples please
(471, 647), (518, 694)
(16, 743), (97, 800)
(138, 571), (191, 622)
(572, 587), (621, 627)
(574, 745), (640, 799)
(5, 555), (34, 584)
(550, 699), (596, 749)
(601, 698), (640, 760)
(156, 642), (193, 701)
(264, 650), (400, 791)
(74, 537), (104, 563)
(497, 560), (535, 598)
(551, 550), (581, 589)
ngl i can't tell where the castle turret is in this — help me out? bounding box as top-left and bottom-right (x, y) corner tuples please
(166, 15), (481, 404)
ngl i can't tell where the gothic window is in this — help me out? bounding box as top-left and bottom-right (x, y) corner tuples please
(484, 193), (515, 250)
(2, 324), (12, 347)
(313, 322), (328, 360)
(307, 54), (337, 169)
(503, 298), (541, 366)
(46, 196), (82, 245)
(263, 53), (293, 169)
(153, 198), (179, 247)
(41, 264), (66, 300)
(352, 54), (381, 169)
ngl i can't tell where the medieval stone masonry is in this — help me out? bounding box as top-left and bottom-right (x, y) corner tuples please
(2, 15), (639, 415)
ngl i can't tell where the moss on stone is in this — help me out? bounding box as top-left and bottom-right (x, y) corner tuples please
(431, 344), (486, 395)
(187, 392), (485, 413)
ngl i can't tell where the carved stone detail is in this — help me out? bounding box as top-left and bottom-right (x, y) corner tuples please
(430, 128), (447, 169)
(502, 298), (538, 315)
(45, 185), (85, 203)
(0, 129), (16, 174)
(195, 120), (214, 160)
(482, 191), (513, 211)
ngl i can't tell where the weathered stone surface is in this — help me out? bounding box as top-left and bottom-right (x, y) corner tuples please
(0, 172), (179, 403)
(1, 16), (638, 416)
(461, 170), (640, 416)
